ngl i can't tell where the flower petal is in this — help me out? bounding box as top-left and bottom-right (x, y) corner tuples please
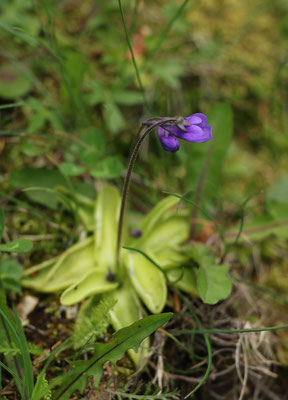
(186, 113), (208, 127)
(157, 126), (180, 152)
(177, 124), (212, 143)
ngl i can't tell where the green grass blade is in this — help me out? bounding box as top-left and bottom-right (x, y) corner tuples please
(148, 0), (191, 56)
(117, 0), (150, 112)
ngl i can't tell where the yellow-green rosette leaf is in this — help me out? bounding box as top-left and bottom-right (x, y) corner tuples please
(139, 196), (180, 239)
(109, 283), (149, 366)
(125, 251), (167, 314)
(22, 237), (95, 292)
(94, 185), (121, 272)
(60, 269), (118, 305)
(139, 216), (189, 254)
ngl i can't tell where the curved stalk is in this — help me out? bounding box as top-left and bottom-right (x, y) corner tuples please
(116, 118), (177, 270)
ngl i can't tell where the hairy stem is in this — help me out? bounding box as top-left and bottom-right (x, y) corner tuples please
(116, 118), (177, 269)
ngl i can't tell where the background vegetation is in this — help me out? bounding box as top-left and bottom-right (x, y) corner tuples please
(1, 0), (288, 398)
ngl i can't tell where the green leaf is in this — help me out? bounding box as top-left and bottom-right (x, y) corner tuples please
(139, 196), (180, 238)
(0, 63), (32, 99)
(52, 313), (173, 400)
(90, 156), (124, 179)
(0, 259), (23, 292)
(0, 238), (33, 253)
(10, 167), (68, 210)
(197, 263), (232, 304)
(125, 251), (167, 314)
(167, 266), (198, 296)
(108, 283), (149, 365)
(22, 237), (95, 292)
(27, 106), (62, 133)
(73, 296), (115, 349)
(103, 103), (125, 134)
(59, 162), (85, 177)
(60, 269), (118, 305)
(32, 373), (51, 400)
(21, 140), (48, 156)
(94, 185), (121, 272)
(0, 290), (34, 399)
(137, 216), (189, 255)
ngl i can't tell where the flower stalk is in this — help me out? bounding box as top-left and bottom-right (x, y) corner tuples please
(116, 118), (177, 270)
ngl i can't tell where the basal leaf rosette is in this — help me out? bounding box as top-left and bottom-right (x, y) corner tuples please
(22, 185), (191, 363)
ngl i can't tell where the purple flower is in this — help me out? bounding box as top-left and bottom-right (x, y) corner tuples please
(157, 113), (212, 152)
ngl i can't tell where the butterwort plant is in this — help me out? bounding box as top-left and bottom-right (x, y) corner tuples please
(24, 113), (215, 364)
(116, 113), (212, 268)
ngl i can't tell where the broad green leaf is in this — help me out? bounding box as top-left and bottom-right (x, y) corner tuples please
(138, 216), (189, 254)
(60, 269), (118, 305)
(43, 237), (95, 291)
(90, 156), (124, 179)
(197, 263), (232, 304)
(0, 63), (32, 99)
(186, 103), (233, 199)
(22, 237), (95, 292)
(109, 283), (149, 365)
(125, 251), (167, 313)
(94, 185), (121, 272)
(109, 284), (143, 332)
(51, 313), (172, 400)
(59, 162), (85, 177)
(0, 259), (23, 292)
(0, 238), (33, 253)
(22, 256), (58, 288)
(139, 196), (180, 238)
(10, 167), (68, 210)
(168, 266), (198, 296)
